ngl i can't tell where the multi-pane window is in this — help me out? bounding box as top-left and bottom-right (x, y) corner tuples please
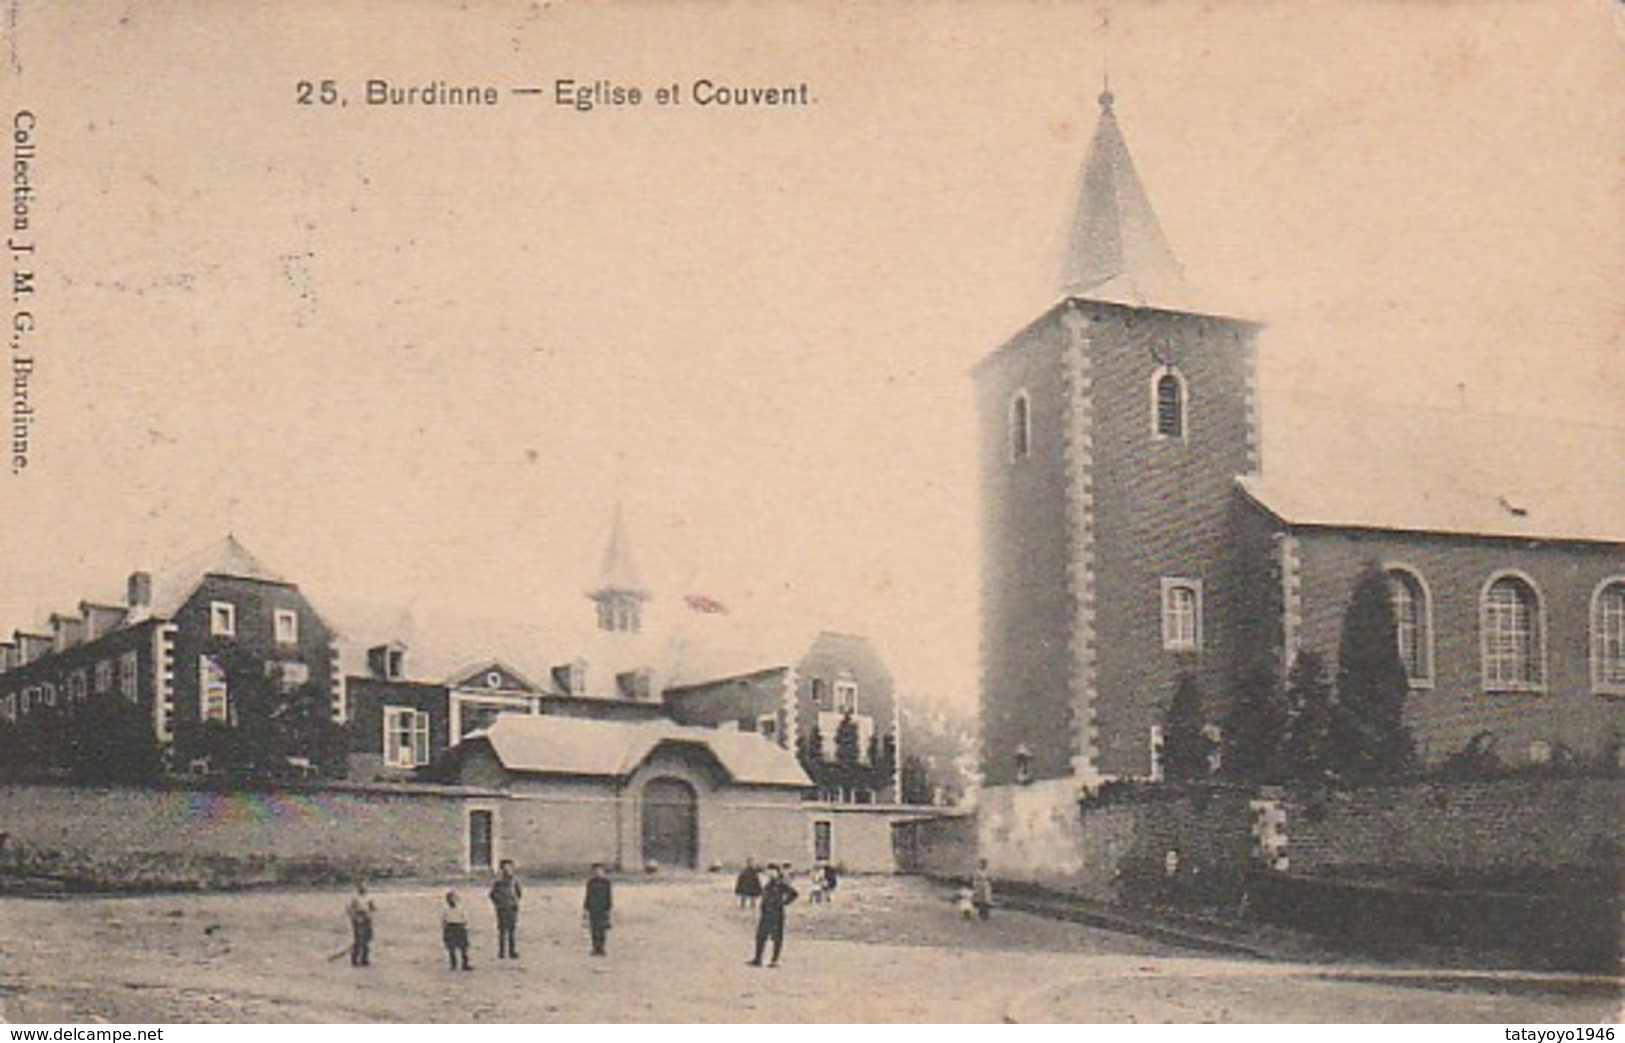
(266, 660), (310, 694)
(384, 706), (431, 768)
(833, 681), (858, 715)
(68, 670), (87, 703)
(119, 651), (139, 701)
(1154, 370), (1185, 439)
(41, 682), (57, 708)
(1161, 579), (1202, 651)
(1387, 568), (1431, 684)
(95, 660), (113, 694)
(1594, 581), (1625, 693)
(274, 609), (299, 645)
(210, 601), (236, 638)
(1482, 575), (1543, 691)
(199, 654), (230, 722)
(1009, 391), (1031, 461)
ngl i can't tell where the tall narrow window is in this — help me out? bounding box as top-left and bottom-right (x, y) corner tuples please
(1593, 579), (1625, 695)
(1153, 368), (1186, 439)
(199, 654), (230, 722)
(1482, 574), (1543, 691)
(1008, 390), (1031, 461)
(1386, 567), (1432, 685)
(274, 609), (299, 645)
(119, 651), (139, 702)
(1161, 579), (1202, 651)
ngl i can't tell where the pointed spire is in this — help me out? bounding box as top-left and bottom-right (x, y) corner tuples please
(1062, 84), (1189, 309)
(590, 504), (650, 634)
(595, 502), (646, 595)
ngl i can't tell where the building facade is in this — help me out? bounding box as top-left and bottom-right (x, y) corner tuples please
(976, 87), (1625, 806)
(0, 537), (343, 774)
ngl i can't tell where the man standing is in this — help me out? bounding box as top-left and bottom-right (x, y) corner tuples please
(582, 863), (613, 957)
(488, 859), (523, 959)
(746, 863), (798, 968)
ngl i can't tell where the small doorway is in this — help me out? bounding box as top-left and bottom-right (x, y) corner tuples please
(640, 777), (698, 869)
(467, 808), (494, 872)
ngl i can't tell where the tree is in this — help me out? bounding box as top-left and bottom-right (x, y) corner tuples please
(834, 713), (862, 771)
(64, 694), (163, 785)
(1279, 650), (1335, 783)
(1332, 563), (1415, 782)
(179, 650), (349, 779)
(1161, 673), (1213, 781)
(1222, 665), (1288, 783)
(899, 754), (933, 804)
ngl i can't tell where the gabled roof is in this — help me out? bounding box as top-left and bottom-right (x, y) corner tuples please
(445, 659), (545, 694)
(1239, 402), (1625, 544)
(1063, 88), (1192, 312)
(147, 534), (292, 617)
(467, 714), (811, 788)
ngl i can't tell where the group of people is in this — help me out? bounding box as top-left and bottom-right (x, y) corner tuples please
(343, 859), (615, 970)
(734, 858), (838, 908)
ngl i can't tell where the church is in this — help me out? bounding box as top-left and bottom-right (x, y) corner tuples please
(975, 86), (1625, 800)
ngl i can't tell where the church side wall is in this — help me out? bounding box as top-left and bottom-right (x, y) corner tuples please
(1291, 528), (1625, 765)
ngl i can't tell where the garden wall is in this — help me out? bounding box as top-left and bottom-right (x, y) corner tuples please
(0, 781), (482, 889)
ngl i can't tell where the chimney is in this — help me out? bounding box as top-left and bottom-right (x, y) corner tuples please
(127, 571), (153, 610)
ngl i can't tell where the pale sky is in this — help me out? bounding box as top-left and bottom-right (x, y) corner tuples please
(3, 1), (1621, 713)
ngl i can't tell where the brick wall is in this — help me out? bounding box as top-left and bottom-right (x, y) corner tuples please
(1084, 304), (1258, 779)
(1280, 777), (1623, 877)
(1290, 527), (1625, 764)
(977, 312), (1076, 784)
(0, 781), (472, 883)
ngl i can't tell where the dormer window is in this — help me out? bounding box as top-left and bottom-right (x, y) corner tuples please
(1009, 390), (1032, 461)
(1152, 367), (1186, 439)
(210, 601), (236, 638)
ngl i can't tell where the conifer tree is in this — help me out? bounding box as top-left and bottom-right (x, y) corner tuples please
(1332, 563), (1415, 782)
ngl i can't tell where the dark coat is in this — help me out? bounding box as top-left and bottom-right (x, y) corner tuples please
(759, 878), (798, 922)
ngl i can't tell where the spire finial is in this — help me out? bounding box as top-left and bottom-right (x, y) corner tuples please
(1099, 73), (1114, 114)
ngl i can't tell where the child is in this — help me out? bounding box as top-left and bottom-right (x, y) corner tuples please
(346, 882), (375, 967)
(441, 891), (472, 971)
(807, 864), (827, 905)
(582, 863), (613, 957)
(954, 885), (976, 920)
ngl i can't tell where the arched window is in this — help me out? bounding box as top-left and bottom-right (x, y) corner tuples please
(1482, 573), (1544, 692)
(1386, 567), (1432, 685)
(1008, 390), (1031, 461)
(1160, 578), (1202, 651)
(1152, 368), (1186, 439)
(1593, 579), (1625, 694)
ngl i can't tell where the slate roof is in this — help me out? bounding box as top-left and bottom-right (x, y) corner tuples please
(144, 534), (292, 617)
(1240, 401), (1625, 544)
(1063, 88), (1194, 312)
(467, 713), (812, 788)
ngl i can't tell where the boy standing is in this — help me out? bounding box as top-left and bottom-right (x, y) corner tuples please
(346, 881), (375, 967)
(489, 859), (523, 959)
(441, 891), (472, 971)
(582, 863), (613, 957)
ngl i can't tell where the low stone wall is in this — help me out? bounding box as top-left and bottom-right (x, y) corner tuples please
(0, 781), (478, 888)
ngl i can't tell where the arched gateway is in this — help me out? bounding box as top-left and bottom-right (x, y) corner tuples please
(640, 776), (698, 868)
